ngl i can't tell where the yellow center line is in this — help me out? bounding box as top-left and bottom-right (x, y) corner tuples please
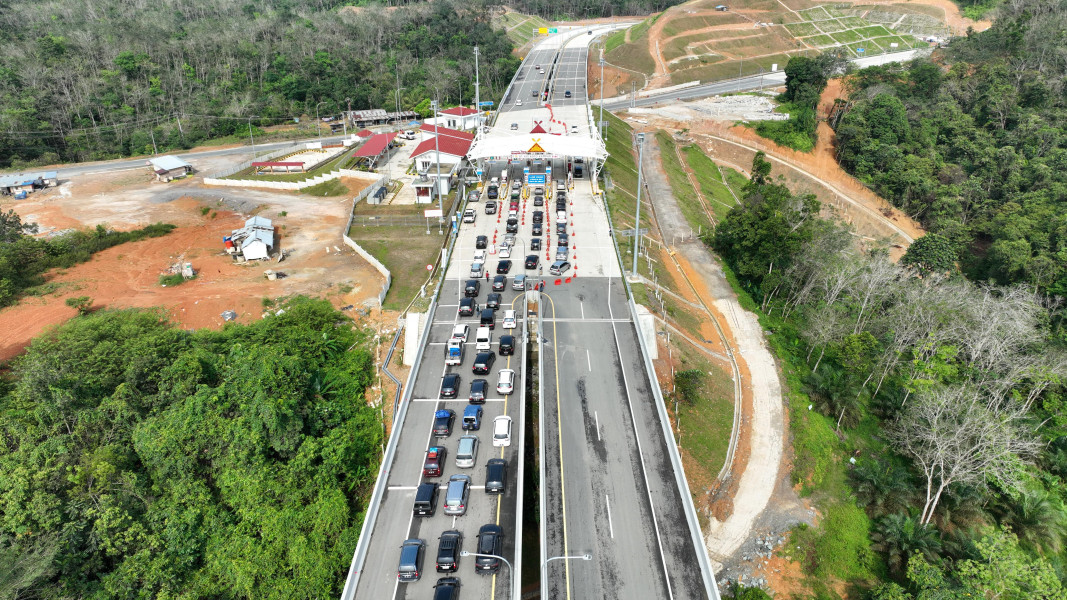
(491, 293), (524, 600)
(543, 292), (573, 600)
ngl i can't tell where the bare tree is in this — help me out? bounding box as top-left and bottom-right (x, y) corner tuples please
(888, 385), (1041, 525)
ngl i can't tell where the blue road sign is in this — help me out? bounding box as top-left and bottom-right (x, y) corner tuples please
(527, 173), (547, 184)
(857, 48), (865, 53)
(478, 101), (495, 107)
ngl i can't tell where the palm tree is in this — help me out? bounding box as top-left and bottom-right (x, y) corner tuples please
(995, 490), (1067, 556)
(870, 512), (943, 574)
(849, 460), (916, 518)
(803, 363), (867, 431)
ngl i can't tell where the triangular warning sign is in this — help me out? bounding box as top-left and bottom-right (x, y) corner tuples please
(529, 141), (545, 153)
(530, 121), (547, 134)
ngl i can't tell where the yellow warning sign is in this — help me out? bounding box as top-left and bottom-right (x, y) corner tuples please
(528, 140), (545, 153)
(538, 27), (548, 35)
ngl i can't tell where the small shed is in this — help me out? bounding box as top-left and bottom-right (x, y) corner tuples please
(228, 216), (275, 260)
(148, 156), (192, 182)
(715, 4), (728, 10)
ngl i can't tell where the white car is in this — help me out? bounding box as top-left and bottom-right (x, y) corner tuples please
(570, 125), (579, 134)
(496, 369), (515, 395)
(502, 310), (517, 330)
(493, 416), (513, 447)
(470, 262), (483, 278)
(463, 209), (476, 223)
(499, 246), (511, 259)
(473, 249), (486, 262)
(516, 99), (522, 106)
(451, 324), (469, 343)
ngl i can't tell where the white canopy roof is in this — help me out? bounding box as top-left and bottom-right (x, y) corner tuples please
(468, 104), (607, 160)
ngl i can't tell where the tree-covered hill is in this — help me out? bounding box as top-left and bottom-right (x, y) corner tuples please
(0, 298), (382, 599)
(832, 0), (1067, 293)
(0, 0), (518, 167)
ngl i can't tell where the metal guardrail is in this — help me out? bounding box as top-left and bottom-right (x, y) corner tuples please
(383, 324), (404, 421)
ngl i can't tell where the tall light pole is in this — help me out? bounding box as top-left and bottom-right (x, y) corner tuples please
(632, 132), (645, 277)
(247, 116), (256, 159)
(344, 97), (351, 136)
(431, 98), (443, 232)
(599, 54), (606, 140)
(542, 554), (592, 598)
(474, 45), (481, 127)
(461, 552), (515, 598)
(314, 101), (327, 141)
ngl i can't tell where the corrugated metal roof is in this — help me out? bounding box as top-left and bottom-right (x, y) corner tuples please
(42, 171), (57, 179)
(245, 216), (273, 229)
(149, 155), (191, 171)
(0, 174), (40, 187)
(241, 229), (273, 250)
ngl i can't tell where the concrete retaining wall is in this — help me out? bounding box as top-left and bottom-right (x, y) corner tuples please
(204, 168), (380, 191)
(338, 175), (392, 304)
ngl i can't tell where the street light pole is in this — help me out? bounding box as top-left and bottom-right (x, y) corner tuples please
(247, 116), (256, 159)
(344, 97), (351, 137)
(599, 55), (606, 140)
(541, 554), (592, 598)
(632, 132), (645, 277)
(431, 98), (443, 231)
(460, 552), (514, 598)
(314, 101), (327, 141)
(474, 45), (481, 126)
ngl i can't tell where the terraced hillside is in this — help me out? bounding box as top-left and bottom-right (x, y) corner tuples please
(493, 9), (552, 47)
(604, 0), (948, 89)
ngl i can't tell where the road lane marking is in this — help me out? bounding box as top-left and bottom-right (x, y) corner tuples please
(606, 495), (614, 538)
(595, 411), (601, 441)
(387, 486), (419, 491)
(606, 282), (675, 600)
(587, 349), (591, 371)
(543, 292), (574, 600)
(580, 301), (585, 319)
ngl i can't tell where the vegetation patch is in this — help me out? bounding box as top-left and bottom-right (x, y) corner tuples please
(682, 145), (741, 223)
(347, 225), (444, 310)
(0, 299), (381, 599)
(300, 178), (351, 197)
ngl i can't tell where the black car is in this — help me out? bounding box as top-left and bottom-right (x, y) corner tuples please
(534, 195), (543, 206)
(487, 186), (498, 199)
(558, 233), (569, 247)
(469, 379), (488, 404)
(492, 275), (506, 292)
(433, 409), (455, 437)
(485, 458), (508, 494)
(433, 577), (460, 600)
(480, 308), (495, 330)
(505, 219), (518, 234)
(436, 531), (463, 573)
(464, 279), (480, 297)
(532, 222), (542, 236)
(486, 292), (501, 310)
(556, 222), (567, 234)
(556, 191), (567, 202)
(533, 211), (543, 223)
(496, 260), (512, 274)
(531, 238), (542, 251)
(565, 90), (572, 98)
(472, 352), (496, 375)
(475, 525), (504, 573)
(397, 538), (426, 582)
(525, 254), (539, 269)
(440, 374), (460, 399)
(459, 297), (476, 316)
(476, 235), (488, 249)
(555, 201), (566, 212)
(499, 334), (515, 356)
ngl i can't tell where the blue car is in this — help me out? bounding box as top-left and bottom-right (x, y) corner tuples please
(463, 405), (483, 430)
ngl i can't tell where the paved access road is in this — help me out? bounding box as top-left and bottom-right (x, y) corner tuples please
(350, 191), (531, 599)
(538, 277), (710, 600)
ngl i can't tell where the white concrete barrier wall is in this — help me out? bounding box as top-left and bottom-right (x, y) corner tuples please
(403, 312), (424, 366)
(204, 167), (381, 190)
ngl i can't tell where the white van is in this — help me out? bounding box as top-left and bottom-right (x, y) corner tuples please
(502, 310), (517, 330)
(463, 209), (476, 223)
(476, 326), (492, 351)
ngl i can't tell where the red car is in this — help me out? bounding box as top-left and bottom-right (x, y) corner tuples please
(424, 447), (447, 477)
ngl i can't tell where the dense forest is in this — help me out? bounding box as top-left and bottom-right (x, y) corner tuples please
(352, 0), (683, 19)
(832, 0), (1067, 294)
(0, 0), (518, 167)
(0, 298), (382, 599)
(712, 151), (1067, 598)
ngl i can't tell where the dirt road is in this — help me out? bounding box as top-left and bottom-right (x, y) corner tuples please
(638, 135), (804, 590)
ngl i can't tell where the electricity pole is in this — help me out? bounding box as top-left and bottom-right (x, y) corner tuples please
(474, 46), (481, 127)
(431, 98), (443, 232)
(632, 132), (645, 276)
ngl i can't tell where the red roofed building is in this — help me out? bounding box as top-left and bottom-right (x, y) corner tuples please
(425, 106), (481, 131)
(409, 131), (472, 204)
(418, 123), (475, 142)
(353, 131), (398, 168)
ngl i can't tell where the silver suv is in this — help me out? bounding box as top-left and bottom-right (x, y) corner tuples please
(456, 435), (479, 468)
(443, 474), (471, 516)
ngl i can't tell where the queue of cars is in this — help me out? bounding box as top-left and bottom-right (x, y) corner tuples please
(397, 176), (572, 595)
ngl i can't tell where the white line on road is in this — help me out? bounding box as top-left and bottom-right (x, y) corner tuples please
(83, 166), (144, 174)
(387, 486), (419, 491)
(595, 411), (601, 441)
(606, 495), (614, 538)
(580, 301), (585, 319)
(586, 349), (591, 371)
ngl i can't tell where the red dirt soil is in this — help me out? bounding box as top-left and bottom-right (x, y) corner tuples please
(0, 190), (381, 361)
